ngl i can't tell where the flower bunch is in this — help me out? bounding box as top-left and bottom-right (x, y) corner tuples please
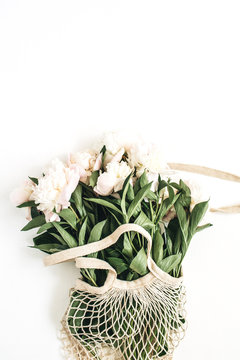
(12, 133), (211, 283)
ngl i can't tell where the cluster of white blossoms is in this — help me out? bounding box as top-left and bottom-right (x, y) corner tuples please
(30, 159), (81, 222)
(94, 161), (132, 196)
(11, 132), (205, 222)
(94, 132), (169, 195)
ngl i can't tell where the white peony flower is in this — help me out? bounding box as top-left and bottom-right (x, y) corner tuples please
(184, 178), (208, 211)
(31, 159), (80, 222)
(70, 152), (94, 170)
(127, 142), (168, 176)
(97, 131), (137, 169)
(103, 147), (125, 169)
(69, 151), (102, 183)
(94, 161), (131, 196)
(99, 132), (123, 155)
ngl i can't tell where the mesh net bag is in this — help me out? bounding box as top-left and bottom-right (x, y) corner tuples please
(45, 224), (187, 360)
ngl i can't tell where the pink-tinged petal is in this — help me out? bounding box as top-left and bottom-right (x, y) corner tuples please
(79, 169), (88, 184)
(93, 153), (102, 171)
(26, 207), (32, 221)
(44, 211), (60, 223)
(10, 186), (31, 206)
(103, 148), (125, 169)
(113, 178), (125, 192)
(94, 172), (116, 196)
(111, 193), (121, 199)
(69, 163), (88, 183)
(55, 204), (62, 213)
(110, 148), (125, 163)
(58, 165), (81, 208)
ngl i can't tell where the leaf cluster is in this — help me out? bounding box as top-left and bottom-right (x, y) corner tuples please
(19, 171), (212, 285)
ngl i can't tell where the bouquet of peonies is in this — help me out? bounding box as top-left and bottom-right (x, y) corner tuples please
(12, 134), (212, 360)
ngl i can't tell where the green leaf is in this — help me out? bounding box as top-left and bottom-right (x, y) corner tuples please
(100, 145), (106, 155)
(30, 207), (39, 218)
(174, 201), (188, 242)
(130, 248), (148, 275)
(156, 193), (180, 221)
(53, 222), (77, 248)
(139, 171), (148, 188)
(89, 171), (99, 188)
(135, 211), (155, 230)
(159, 254), (182, 274)
(127, 182), (152, 219)
(72, 185), (85, 217)
(173, 229), (182, 255)
(37, 222), (53, 234)
(59, 208), (77, 230)
(178, 180), (191, 207)
(33, 232), (58, 245)
(169, 182), (181, 191)
(122, 233), (133, 258)
(167, 218), (182, 255)
(167, 185), (175, 203)
(126, 272), (135, 281)
(85, 198), (123, 215)
(31, 243), (67, 254)
(166, 234), (173, 256)
(87, 212), (95, 226)
(21, 215), (46, 231)
(188, 200), (210, 240)
(158, 176), (168, 192)
(88, 219), (107, 243)
(195, 223), (213, 233)
(127, 184), (134, 201)
(17, 200), (36, 208)
(133, 176), (141, 195)
(106, 248), (120, 257)
(107, 257), (128, 275)
(51, 232), (69, 245)
(120, 173), (132, 215)
(29, 177), (38, 185)
(146, 190), (158, 201)
(81, 268), (97, 286)
(79, 217), (88, 245)
(37, 221), (66, 234)
(107, 209), (121, 226)
(152, 230), (164, 266)
(100, 145), (107, 170)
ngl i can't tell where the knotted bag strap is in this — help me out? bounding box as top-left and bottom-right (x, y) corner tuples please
(168, 163), (240, 213)
(44, 224), (183, 294)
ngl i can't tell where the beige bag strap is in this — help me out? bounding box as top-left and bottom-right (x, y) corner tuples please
(44, 224), (183, 294)
(168, 163), (240, 213)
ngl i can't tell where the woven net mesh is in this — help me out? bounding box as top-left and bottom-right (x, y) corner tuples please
(60, 277), (186, 360)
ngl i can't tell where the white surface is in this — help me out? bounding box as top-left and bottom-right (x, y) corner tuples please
(0, 1), (240, 359)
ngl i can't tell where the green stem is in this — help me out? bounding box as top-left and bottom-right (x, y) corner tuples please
(128, 231), (138, 253)
(70, 205), (80, 220)
(85, 269), (98, 287)
(149, 200), (154, 222)
(154, 194), (165, 225)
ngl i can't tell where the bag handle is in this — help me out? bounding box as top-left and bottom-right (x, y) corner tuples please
(44, 224), (183, 294)
(168, 163), (240, 213)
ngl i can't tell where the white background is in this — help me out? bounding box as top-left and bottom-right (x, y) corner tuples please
(1, 1), (240, 359)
